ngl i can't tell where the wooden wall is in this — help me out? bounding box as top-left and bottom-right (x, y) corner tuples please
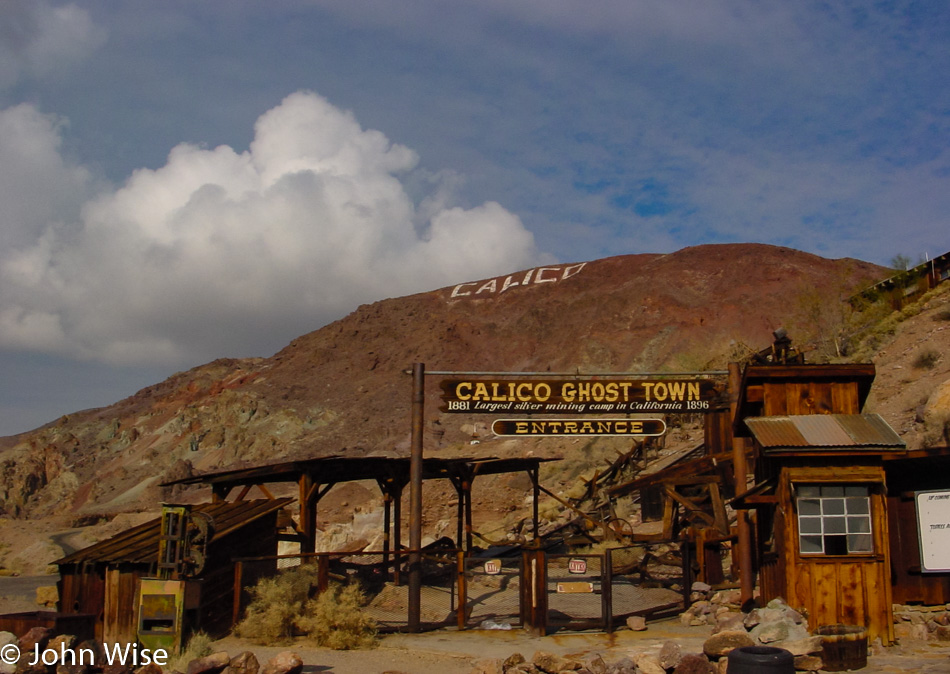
(760, 380), (861, 416)
(776, 466), (894, 645)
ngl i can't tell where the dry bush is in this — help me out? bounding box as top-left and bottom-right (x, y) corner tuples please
(913, 349), (941, 370)
(295, 583), (377, 650)
(234, 564), (321, 644)
(170, 631), (213, 671)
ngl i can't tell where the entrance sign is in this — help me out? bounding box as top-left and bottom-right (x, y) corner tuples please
(916, 489), (950, 572)
(492, 418), (666, 437)
(441, 378), (720, 414)
(483, 559), (502, 575)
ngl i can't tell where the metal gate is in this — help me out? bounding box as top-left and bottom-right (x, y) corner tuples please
(463, 555), (522, 628)
(545, 554), (607, 631)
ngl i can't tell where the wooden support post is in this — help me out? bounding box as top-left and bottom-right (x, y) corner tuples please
(232, 560), (243, 627)
(408, 362), (425, 632)
(531, 466), (540, 541)
(456, 550), (467, 630)
(394, 483), (403, 585)
(729, 362), (755, 608)
(298, 473), (317, 555)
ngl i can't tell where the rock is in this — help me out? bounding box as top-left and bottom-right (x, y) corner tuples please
(16, 627), (54, 674)
(712, 611), (746, 634)
(186, 653), (230, 674)
(793, 654), (823, 672)
(222, 652), (258, 674)
(469, 659), (503, 674)
(894, 622), (930, 641)
(631, 653), (665, 674)
(711, 590), (741, 606)
(132, 665), (163, 674)
(703, 630), (755, 658)
(935, 625), (950, 642)
(771, 636), (822, 656)
(692, 582), (712, 593)
(259, 653), (302, 674)
(625, 616), (647, 631)
(605, 657), (635, 674)
(35, 586), (58, 608)
(102, 665), (132, 674)
(1, 632), (18, 674)
(658, 641), (683, 669)
(672, 654), (715, 674)
(531, 651), (581, 673)
(585, 654), (607, 674)
(503, 653), (526, 670)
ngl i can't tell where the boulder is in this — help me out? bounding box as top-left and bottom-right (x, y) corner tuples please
(625, 616), (646, 631)
(702, 630), (755, 658)
(531, 651), (581, 673)
(658, 641), (683, 669)
(672, 654), (715, 674)
(186, 653), (230, 674)
(259, 653), (302, 674)
(222, 652), (258, 674)
(631, 653), (665, 674)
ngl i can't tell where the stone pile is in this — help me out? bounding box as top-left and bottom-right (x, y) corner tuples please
(0, 628), (302, 674)
(892, 604), (950, 642)
(682, 585), (825, 672)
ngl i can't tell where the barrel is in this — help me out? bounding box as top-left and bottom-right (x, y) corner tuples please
(726, 646), (795, 674)
(816, 623), (868, 671)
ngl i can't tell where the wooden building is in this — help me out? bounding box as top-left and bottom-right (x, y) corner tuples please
(733, 364), (906, 645)
(56, 499), (290, 643)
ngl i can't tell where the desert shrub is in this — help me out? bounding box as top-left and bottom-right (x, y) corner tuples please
(234, 564), (322, 644)
(295, 583), (377, 650)
(169, 631), (213, 671)
(913, 349), (941, 370)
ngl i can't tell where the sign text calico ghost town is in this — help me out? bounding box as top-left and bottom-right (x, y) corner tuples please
(448, 263), (587, 298)
(440, 379), (722, 414)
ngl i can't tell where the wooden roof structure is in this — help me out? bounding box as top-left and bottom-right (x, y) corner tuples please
(56, 498), (293, 565)
(161, 454), (559, 554)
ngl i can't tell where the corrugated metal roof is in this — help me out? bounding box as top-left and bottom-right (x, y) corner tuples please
(57, 498), (292, 566)
(745, 414), (905, 450)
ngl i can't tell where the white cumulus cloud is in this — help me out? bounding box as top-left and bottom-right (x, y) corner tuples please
(0, 91), (548, 365)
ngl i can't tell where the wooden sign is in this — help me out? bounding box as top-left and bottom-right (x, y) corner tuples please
(916, 489), (950, 572)
(483, 559), (502, 575)
(568, 558), (587, 574)
(492, 418), (666, 437)
(440, 378), (721, 414)
(557, 582), (594, 593)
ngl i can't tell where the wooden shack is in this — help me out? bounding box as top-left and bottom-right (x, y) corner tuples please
(733, 364), (906, 645)
(56, 498), (290, 643)
(883, 447), (950, 606)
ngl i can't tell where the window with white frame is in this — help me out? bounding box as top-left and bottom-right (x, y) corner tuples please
(797, 484), (872, 555)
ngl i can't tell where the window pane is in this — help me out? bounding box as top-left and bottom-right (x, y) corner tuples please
(825, 517), (846, 534)
(823, 486), (845, 498)
(848, 534), (873, 553)
(798, 485), (821, 498)
(846, 497), (870, 514)
(845, 485), (869, 497)
(824, 535), (849, 555)
(799, 499), (821, 515)
(847, 516), (871, 533)
(800, 535), (823, 553)
(800, 517), (822, 534)
(822, 499), (845, 515)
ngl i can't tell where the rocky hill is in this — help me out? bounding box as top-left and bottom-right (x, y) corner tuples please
(2, 242), (949, 577)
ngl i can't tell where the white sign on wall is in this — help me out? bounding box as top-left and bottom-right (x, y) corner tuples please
(916, 489), (950, 573)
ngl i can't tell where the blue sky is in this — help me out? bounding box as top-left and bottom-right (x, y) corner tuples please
(1, 0), (949, 436)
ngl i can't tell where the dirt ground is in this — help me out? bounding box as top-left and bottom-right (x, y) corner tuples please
(3, 576), (950, 674)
